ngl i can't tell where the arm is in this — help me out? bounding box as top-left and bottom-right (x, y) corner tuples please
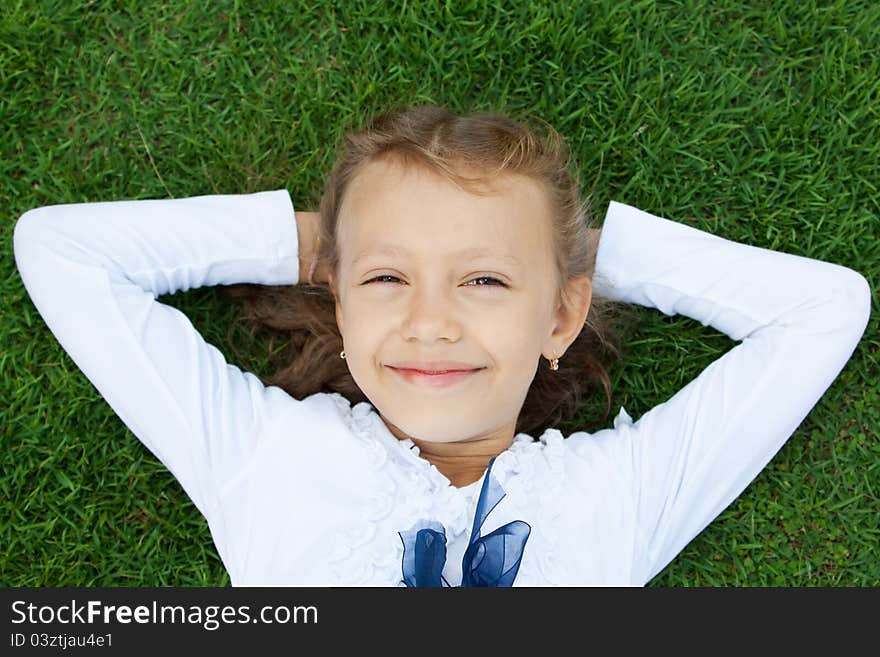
(13, 190), (304, 521)
(571, 201), (871, 584)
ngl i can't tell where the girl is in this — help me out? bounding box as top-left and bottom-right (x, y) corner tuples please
(13, 105), (871, 586)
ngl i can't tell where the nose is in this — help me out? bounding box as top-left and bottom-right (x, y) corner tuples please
(401, 283), (462, 343)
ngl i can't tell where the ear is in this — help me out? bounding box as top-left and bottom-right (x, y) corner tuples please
(328, 272), (344, 335)
(543, 276), (592, 359)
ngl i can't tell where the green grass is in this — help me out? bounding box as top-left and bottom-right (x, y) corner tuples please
(2, 0), (877, 586)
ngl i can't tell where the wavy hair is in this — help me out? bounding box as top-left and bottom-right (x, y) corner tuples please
(224, 104), (637, 436)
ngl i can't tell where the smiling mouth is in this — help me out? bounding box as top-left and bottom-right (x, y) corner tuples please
(387, 366), (484, 388)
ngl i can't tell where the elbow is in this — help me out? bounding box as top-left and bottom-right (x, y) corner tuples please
(14, 207), (54, 250)
(13, 210), (45, 269)
(13, 207), (62, 283)
(786, 265), (872, 352)
(839, 268), (872, 334)
(822, 267), (872, 349)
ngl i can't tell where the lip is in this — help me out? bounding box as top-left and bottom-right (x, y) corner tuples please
(387, 364), (484, 389)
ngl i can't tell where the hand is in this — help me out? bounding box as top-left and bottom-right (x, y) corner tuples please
(296, 211), (330, 285)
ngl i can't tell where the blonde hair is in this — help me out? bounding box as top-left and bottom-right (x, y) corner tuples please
(225, 104), (636, 436)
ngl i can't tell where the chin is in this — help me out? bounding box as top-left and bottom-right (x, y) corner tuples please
(382, 413), (469, 443)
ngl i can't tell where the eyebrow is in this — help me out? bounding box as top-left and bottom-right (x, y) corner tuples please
(352, 244), (522, 266)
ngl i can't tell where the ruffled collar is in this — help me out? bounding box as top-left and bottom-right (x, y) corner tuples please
(324, 393), (568, 585)
(365, 405), (539, 496)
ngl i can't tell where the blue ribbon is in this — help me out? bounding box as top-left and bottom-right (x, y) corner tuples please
(398, 457), (531, 587)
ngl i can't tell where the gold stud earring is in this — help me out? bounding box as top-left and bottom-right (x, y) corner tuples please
(549, 356), (559, 371)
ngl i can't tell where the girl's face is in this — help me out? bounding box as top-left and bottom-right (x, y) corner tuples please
(328, 157), (591, 446)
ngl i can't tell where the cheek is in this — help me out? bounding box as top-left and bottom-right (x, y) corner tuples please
(342, 293), (379, 319)
(489, 311), (546, 366)
(341, 319), (385, 364)
(489, 330), (540, 366)
(488, 303), (547, 340)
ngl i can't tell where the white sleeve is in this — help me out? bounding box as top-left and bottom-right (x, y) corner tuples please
(12, 190), (302, 519)
(579, 201), (871, 584)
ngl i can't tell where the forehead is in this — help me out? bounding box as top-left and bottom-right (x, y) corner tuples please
(338, 158), (553, 267)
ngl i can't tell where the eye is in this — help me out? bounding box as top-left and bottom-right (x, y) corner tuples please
(362, 274), (403, 285)
(463, 276), (507, 287)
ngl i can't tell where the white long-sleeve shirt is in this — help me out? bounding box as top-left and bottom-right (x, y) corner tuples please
(12, 190), (871, 586)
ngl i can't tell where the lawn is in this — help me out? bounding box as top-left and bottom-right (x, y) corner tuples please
(2, 0), (877, 586)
